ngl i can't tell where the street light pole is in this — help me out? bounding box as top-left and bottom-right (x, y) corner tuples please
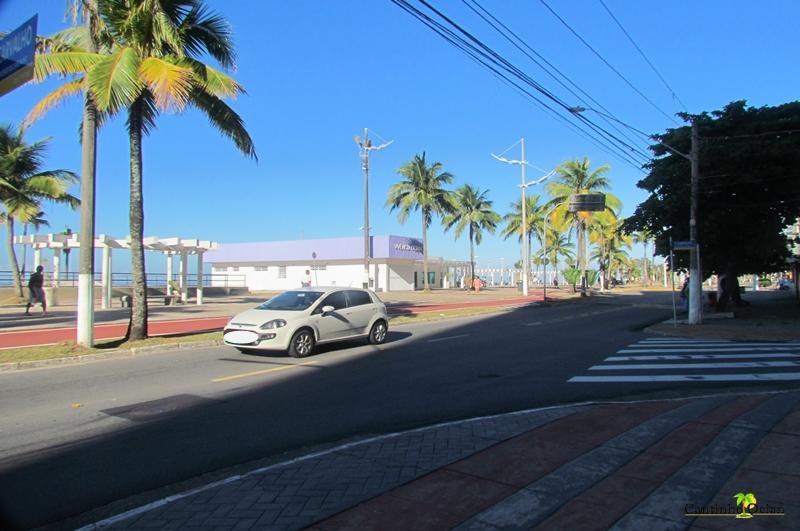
(492, 139), (552, 297)
(355, 129), (392, 289)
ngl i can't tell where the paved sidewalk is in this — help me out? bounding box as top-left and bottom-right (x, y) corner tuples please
(78, 391), (800, 530)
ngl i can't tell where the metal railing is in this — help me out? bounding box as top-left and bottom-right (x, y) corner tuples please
(0, 271), (247, 288)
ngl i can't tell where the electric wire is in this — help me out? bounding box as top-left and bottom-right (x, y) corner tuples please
(538, 0), (679, 124)
(463, 0), (650, 154)
(390, 0), (648, 170)
(597, 0), (688, 111)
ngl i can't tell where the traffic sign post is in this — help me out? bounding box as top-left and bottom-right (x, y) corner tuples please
(0, 15), (37, 97)
(672, 240), (697, 251)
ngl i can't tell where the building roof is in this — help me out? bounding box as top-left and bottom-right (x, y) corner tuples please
(205, 235), (425, 264)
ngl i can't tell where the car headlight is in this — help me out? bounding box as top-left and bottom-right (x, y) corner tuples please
(260, 319), (287, 330)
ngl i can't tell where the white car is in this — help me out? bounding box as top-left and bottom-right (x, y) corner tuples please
(223, 287), (389, 357)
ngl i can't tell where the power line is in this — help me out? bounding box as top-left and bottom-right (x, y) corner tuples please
(597, 0), (688, 111)
(538, 0), (679, 124)
(390, 0), (649, 170)
(463, 0), (651, 154)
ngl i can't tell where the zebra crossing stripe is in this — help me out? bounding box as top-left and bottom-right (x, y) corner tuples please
(569, 373), (800, 383)
(617, 347), (800, 353)
(628, 342), (800, 348)
(607, 353), (800, 361)
(589, 361), (800, 371)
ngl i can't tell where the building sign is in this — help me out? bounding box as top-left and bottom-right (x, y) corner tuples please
(0, 16), (37, 97)
(388, 236), (424, 259)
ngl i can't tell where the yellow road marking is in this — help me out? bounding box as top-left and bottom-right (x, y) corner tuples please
(212, 361), (317, 383)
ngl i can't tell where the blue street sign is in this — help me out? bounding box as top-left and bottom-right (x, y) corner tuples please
(0, 15), (38, 97)
(673, 240), (696, 250)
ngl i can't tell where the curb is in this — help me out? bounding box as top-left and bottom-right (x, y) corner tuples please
(0, 339), (225, 372)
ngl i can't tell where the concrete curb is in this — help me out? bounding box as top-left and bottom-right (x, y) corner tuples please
(0, 339), (225, 372)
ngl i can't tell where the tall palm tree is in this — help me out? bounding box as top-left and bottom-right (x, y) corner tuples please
(535, 225), (574, 286)
(547, 157), (620, 295)
(0, 125), (79, 297)
(501, 194), (545, 283)
(443, 184), (500, 281)
(632, 230), (652, 286)
(387, 152), (453, 290)
(20, 211), (50, 277)
(31, 0), (257, 340)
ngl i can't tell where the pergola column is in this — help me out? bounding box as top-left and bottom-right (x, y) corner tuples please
(52, 248), (61, 287)
(196, 252), (204, 305)
(101, 244), (112, 309)
(166, 253), (174, 295)
(34, 246), (42, 269)
(180, 250), (189, 303)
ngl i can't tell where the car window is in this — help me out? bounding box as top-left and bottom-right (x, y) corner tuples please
(346, 290), (372, 307)
(318, 291), (348, 311)
(256, 291), (323, 311)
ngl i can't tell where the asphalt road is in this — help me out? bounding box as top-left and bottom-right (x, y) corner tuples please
(0, 293), (794, 529)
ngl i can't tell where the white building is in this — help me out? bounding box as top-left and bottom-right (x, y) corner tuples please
(205, 235), (470, 292)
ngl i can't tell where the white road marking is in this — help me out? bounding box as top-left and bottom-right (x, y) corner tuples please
(607, 353), (800, 361)
(617, 347), (800, 353)
(570, 373), (800, 383)
(628, 342), (799, 348)
(526, 322), (543, 326)
(428, 334), (471, 343)
(590, 361), (800, 371)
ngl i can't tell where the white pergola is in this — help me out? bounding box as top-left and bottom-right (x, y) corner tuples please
(13, 233), (218, 308)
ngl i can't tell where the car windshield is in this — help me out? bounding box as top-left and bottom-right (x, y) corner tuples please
(256, 291), (324, 311)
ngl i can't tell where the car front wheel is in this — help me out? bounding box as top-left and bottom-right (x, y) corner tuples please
(369, 320), (388, 345)
(289, 329), (315, 358)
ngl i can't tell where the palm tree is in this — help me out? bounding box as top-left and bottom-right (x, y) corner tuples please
(387, 152), (453, 290)
(31, 0), (257, 340)
(535, 226), (574, 286)
(733, 492), (757, 518)
(547, 157), (620, 295)
(501, 194), (545, 284)
(443, 185), (500, 282)
(0, 125), (79, 297)
(632, 230), (652, 286)
(20, 211), (50, 277)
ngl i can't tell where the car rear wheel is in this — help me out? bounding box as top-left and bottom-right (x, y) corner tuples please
(289, 329), (315, 358)
(368, 320), (388, 345)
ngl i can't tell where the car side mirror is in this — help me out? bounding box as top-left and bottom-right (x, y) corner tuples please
(321, 305), (335, 315)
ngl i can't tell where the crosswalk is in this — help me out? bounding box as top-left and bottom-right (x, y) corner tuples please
(569, 337), (800, 383)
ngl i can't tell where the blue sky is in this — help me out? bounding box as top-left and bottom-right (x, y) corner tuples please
(2, 0), (799, 273)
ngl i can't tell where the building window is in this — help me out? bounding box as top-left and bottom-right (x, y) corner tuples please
(255, 266), (268, 271)
(310, 264), (326, 271)
(278, 266), (286, 279)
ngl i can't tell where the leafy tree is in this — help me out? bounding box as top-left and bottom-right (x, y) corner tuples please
(0, 125), (79, 296)
(31, 0), (257, 340)
(443, 185), (500, 282)
(632, 229), (652, 286)
(562, 267), (581, 292)
(625, 101), (800, 293)
(733, 492), (757, 517)
(387, 152), (454, 290)
(547, 157), (621, 294)
(534, 226), (574, 286)
(589, 210), (631, 289)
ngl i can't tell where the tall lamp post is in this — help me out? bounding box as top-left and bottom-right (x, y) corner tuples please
(569, 106), (702, 324)
(492, 139), (553, 296)
(355, 129), (392, 289)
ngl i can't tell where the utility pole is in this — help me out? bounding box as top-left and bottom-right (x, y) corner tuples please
(355, 129), (392, 289)
(688, 120), (702, 324)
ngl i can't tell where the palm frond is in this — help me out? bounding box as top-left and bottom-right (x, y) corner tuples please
(23, 78), (85, 129)
(139, 56), (193, 111)
(33, 51), (101, 81)
(190, 87), (257, 159)
(88, 46), (143, 113)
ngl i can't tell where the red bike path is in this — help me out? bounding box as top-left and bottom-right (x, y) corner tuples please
(0, 295), (541, 349)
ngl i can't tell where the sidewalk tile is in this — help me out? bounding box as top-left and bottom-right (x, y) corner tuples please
(313, 494), (456, 530)
(646, 421), (722, 459)
(694, 395), (771, 426)
(770, 406), (800, 436)
(741, 433), (800, 476)
(615, 453), (686, 482)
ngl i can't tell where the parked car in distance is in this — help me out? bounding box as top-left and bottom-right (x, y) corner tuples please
(223, 287), (389, 357)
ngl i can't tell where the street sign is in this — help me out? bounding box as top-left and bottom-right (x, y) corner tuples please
(672, 240), (696, 250)
(0, 15), (37, 97)
(568, 193), (606, 213)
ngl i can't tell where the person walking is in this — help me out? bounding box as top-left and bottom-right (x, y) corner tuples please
(25, 265), (47, 316)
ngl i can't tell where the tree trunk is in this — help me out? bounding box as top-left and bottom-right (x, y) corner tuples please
(469, 225), (475, 283)
(6, 218), (23, 297)
(421, 210), (429, 291)
(127, 100), (148, 340)
(21, 223), (28, 278)
(77, 76), (98, 347)
(643, 240), (648, 287)
(578, 220), (587, 295)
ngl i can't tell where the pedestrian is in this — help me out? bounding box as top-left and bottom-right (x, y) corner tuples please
(25, 265), (47, 316)
(680, 275), (689, 312)
(472, 275), (482, 293)
(302, 269), (312, 287)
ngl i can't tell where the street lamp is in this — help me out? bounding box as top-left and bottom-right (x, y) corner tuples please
(492, 139), (553, 297)
(569, 106), (702, 324)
